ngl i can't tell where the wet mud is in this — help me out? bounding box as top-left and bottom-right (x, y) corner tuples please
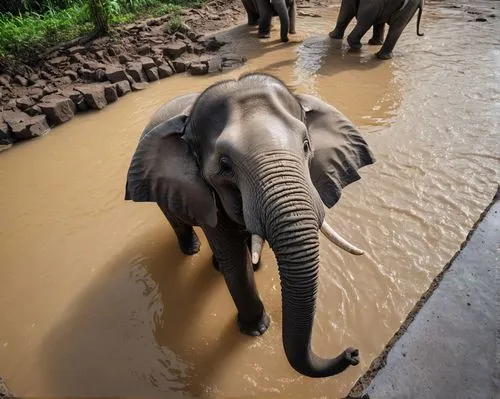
(0, 0), (499, 398)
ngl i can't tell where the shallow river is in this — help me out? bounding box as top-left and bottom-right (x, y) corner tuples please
(0, 0), (498, 397)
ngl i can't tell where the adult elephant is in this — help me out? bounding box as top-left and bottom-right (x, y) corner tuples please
(125, 73), (375, 377)
(241, 0), (296, 42)
(329, 0), (424, 59)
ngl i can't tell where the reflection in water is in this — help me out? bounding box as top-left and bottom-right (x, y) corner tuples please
(0, 1), (499, 398)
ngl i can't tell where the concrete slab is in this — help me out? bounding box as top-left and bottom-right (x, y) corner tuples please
(348, 190), (499, 399)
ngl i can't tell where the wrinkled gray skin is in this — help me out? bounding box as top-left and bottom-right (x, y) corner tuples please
(241, 0), (296, 42)
(329, 0), (424, 59)
(125, 73), (375, 378)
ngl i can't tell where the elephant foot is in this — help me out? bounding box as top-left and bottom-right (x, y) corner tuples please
(343, 347), (360, 366)
(178, 229), (201, 255)
(238, 311), (270, 336)
(329, 29), (344, 39)
(289, 29), (296, 34)
(368, 38), (383, 45)
(375, 51), (392, 60)
(281, 36), (289, 43)
(258, 32), (271, 38)
(347, 38), (362, 51)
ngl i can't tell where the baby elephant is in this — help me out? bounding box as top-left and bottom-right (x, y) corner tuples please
(329, 0), (424, 59)
(241, 0), (296, 42)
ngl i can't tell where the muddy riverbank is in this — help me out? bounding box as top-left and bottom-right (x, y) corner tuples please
(0, 0), (250, 152)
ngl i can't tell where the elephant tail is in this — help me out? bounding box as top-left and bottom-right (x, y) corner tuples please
(416, 0), (424, 36)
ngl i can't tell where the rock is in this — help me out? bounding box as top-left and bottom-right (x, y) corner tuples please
(0, 74), (12, 88)
(64, 70), (79, 80)
(76, 85), (107, 110)
(206, 56), (223, 73)
(27, 74), (39, 85)
(126, 62), (147, 82)
(163, 41), (187, 59)
(62, 89), (88, 112)
(152, 56), (163, 66)
(105, 66), (128, 83)
(4, 100), (17, 110)
(131, 82), (148, 91)
(115, 80), (131, 96)
(158, 63), (174, 78)
(189, 63), (208, 76)
(68, 45), (86, 54)
(174, 32), (188, 41)
(172, 58), (192, 73)
(33, 79), (47, 89)
(0, 120), (13, 147)
(70, 52), (86, 64)
(14, 75), (28, 86)
(108, 47), (118, 56)
(57, 76), (73, 85)
(39, 95), (76, 125)
(83, 61), (107, 71)
(192, 44), (205, 55)
(94, 69), (107, 82)
(16, 96), (35, 111)
(43, 84), (58, 95)
(145, 67), (159, 81)
(103, 83), (118, 103)
(48, 56), (69, 66)
(119, 54), (133, 64)
(39, 71), (54, 81)
(5, 112), (50, 140)
(25, 105), (42, 116)
(137, 45), (151, 55)
(78, 68), (94, 80)
(140, 57), (156, 70)
(202, 37), (226, 51)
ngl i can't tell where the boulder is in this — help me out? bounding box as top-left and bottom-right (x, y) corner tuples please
(14, 75), (28, 86)
(94, 69), (107, 82)
(163, 41), (187, 59)
(62, 89), (88, 112)
(119, 54), (133, 64)
(189, 63), (208, 76)
(0, 119), (13, 148)
(131, 82), (148, 91)
(206, 56), (223, 73)
(105, 66), (128, 83)
(25, 105), (42, 116)
(137, 45), (151, 55)
(76, 85), (107, 110)
(64, 70), (79, 80)
(140, 57), (156, 70)
(126, 62), (147, 83)
(103, 83), (118, 103)
(3, 111), (50, 140)
(115, 80), (131, 96)
(145, 67), (159, 81)
(48, 56), (69, 66)
(83, 61), (107, 70)
(16, 97), (35, 111)
(0, 75), (12, 89)
(172, 58), (191, 73)
(39, 94), (76, 125)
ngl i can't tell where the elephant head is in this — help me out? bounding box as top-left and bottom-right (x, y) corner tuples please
(125, 73), (375, 377)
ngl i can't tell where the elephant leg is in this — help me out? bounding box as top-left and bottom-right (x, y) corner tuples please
(376, 17), (410, 59)
(203, 219), (269, 336)
(242, 0), (259, 25)
(257, 0), (273, 38)
(346, 22), (372, 50)
(289, 1), (296, 34)
(368, 23), (385, 45)
(329, 0), (356, 39)
(212, 237), (260, 272)
(158, 204), (200, 255)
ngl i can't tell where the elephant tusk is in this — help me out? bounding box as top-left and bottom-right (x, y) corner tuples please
(251, 234), (265, 265)
(320, 221), (364, 256)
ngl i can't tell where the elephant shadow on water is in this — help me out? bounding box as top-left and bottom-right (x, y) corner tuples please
(39, 224), (253, 397)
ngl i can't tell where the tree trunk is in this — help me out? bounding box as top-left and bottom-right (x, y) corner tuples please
(88, 0), (109, 36)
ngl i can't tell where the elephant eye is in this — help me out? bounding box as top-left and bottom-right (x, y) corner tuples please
(219, 156), (233, 174)
(303, 140), (310, 154)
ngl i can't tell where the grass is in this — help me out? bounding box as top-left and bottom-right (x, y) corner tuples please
(0, 0), (206, 61)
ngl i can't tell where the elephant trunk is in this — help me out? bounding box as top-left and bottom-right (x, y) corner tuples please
(272, 0), (290, 42)
(255, 154), (355, 378)
(416, 0), (424, 36)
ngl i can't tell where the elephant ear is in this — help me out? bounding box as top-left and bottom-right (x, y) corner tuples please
(297, 93), (375, 208)
(125, 113), (217, 227)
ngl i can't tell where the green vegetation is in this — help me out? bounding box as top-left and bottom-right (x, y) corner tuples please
(0, 0), (205, 60)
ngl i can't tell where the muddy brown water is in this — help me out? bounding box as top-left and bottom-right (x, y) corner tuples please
(0, 1), (498, 398)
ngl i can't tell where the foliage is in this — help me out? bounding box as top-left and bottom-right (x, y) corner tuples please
(0, 0), (206, 59)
